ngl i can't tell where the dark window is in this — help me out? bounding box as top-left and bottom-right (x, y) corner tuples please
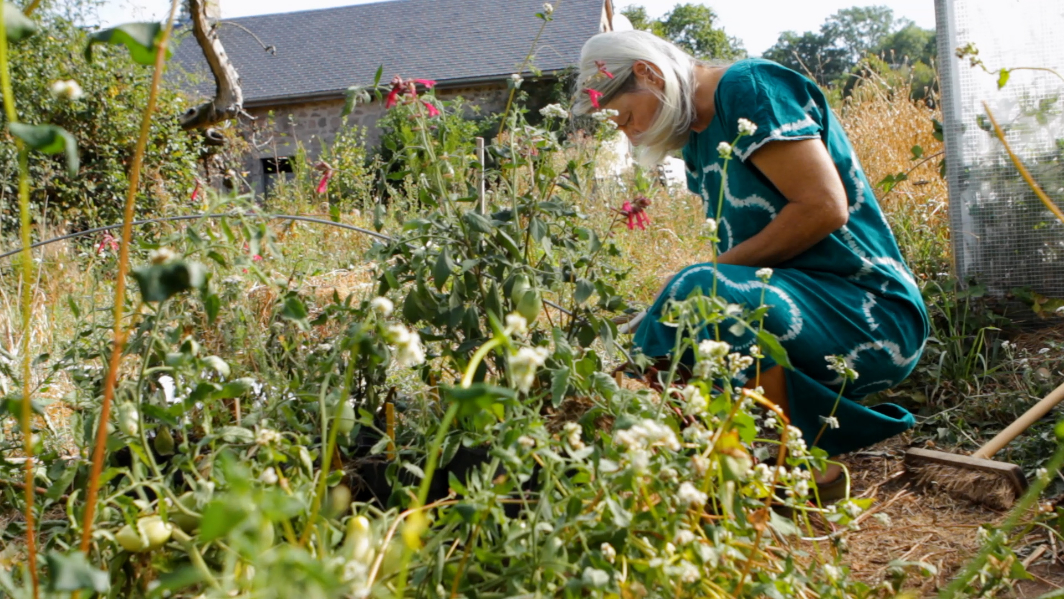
(262, 157), (294, 199)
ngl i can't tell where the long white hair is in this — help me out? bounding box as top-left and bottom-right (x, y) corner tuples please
(571, 30), (700, 166)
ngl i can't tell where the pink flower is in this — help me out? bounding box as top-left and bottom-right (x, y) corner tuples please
(594, 60), (614, 79)
(315, 161), (335, 194)
(421, 100), (440, 117)
(190, 180), (201, 203)
(96, 231), (119, 255)
(619, 196), (651, 231)
(586, 88), (603, 109)
(252, 254), (263, 262)
(385, 75), (438, 111)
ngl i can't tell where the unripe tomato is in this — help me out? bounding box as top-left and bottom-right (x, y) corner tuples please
(336, 403), (356, 435)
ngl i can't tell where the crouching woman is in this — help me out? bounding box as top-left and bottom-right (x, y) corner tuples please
(572, 30), (929, 487)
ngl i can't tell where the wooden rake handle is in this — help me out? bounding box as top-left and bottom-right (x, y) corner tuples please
(974, 379), (1064, 459)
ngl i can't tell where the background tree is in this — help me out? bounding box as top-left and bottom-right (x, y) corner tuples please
(762, 30), (850, 85)
(621, 3), (745, 60)
(822, 5), (896, 64)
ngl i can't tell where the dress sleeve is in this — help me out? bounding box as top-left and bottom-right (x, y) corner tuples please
(720, 60), (826, 163)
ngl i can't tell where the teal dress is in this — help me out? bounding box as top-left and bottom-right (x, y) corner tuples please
(633, 59), (930, 457)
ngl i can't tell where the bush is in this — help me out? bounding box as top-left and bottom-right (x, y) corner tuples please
(0, 8), (199, 229)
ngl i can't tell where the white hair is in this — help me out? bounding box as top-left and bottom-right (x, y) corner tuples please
(572, 30), (700, 166)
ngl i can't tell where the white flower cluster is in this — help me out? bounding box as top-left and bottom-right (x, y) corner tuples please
(505, 313), (528, 337)
(260, 467), (279, 485)
(671, 560), (701, 583)
(563, 422), (585, 451)
(819, 414), (840, 429)
(370, 297), (393, 317)
(680, 385), (708, 417)
(592, 108), (619, 130)
(517, 435), (536, 449)
(755, 267), (773, 281)
(727, 353), (754, 378)
(511, 73), (523, 84)
(511, 346), (549, 392)
(704, 218), (718, 235)
(676, 481), (708, 508)
(693, 339), (730, 379)
(600, 542), (616, 563)
(737, 118), (758, 136)
(50, 79), (83, 101)
(539, 103), (568, 119)
(542, 2), (553, 15)
(673, 529), (696, 546)
(256, 427), (281, 446)
(615, 419), (680, 474)
(717, 141), (733, 158)
(825, 355), (859, 381)
(682, 423), (713, 446)
(387, 324), (426, 367)
(785, 425), (808, 458)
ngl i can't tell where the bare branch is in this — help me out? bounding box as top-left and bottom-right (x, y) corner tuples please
(179, 0), (246, 130)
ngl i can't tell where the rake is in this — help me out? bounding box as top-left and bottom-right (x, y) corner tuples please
(904, 380), (1064, 509)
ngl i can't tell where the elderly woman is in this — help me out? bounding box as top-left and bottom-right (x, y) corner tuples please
(573, 30), (929, 487)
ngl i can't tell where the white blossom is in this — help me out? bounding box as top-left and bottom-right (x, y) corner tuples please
(727, 353), (754, 377)
(505, 313), (528, 336)
(539, 103), (568, 119)
(370, 297), (393, 317)
(256, 428), (281, 446)
(542, 2), (553, 14)
(737, 118), (758, 136)
(600, 542), (616, 563)
(387, 325), (426, 367)
(50, 79), (83, 101)
(704, 218), (718, 235)
(517, 435), (536, 449)
(698, 339), (730, 359)
(840, 500), (863, 518)
(755, 267), (773, 280)
(159, 375), (177, 404)
(260, 467), (279, 485)
(677, 482), (707, 508)
(149, 248), (178, 264)
(717, 141), (733, 158)
(511, 73), (523, 84)
(690, 454), (710, 477)
(823, 563), (841, 583)
(674, 529), (696, 546)
(820, 415), (840, 429)
(825, 355), (859, 381)
(511, 346), (549, 392)
(680, 385), (708, 417)
(1036, 467), (1048, 480)
(563, 422), (585, 451)
(674, 560), (700, 583)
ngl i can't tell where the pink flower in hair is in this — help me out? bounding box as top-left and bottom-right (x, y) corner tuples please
(586, 88), (603, 109)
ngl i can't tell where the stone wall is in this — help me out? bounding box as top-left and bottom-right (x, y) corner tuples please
(242, 83), (509, 197)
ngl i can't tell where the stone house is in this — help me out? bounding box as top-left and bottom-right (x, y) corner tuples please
(174, 0), (618, 196)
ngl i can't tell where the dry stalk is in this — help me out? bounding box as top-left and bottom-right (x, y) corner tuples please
(78, 0), (184, 557)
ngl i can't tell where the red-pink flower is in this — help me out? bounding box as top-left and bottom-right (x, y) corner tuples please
(619, 196), (651, 231)
(252, 254), (263, 262)
(594, 60), (614, 79)
(315, 161), (334, 194)
(385, 75), (438, 112)
(586, 88), (603, 109)
(421, 100), (440, 117)
(190, 180), (201, 203)
(96, 231), (119, 255)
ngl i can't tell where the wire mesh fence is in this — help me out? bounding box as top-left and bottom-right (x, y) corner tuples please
(936, 0), (1064, 296)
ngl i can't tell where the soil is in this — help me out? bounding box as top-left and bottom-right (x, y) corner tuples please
(839, 437), (1064, 597)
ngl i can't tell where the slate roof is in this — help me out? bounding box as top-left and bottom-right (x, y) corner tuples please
(172, 0), (605, 106)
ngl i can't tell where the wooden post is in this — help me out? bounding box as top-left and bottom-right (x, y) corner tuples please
(476, 136), (486, 213)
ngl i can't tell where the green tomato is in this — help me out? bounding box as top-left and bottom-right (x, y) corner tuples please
(516, 289), (542, 322)
(509, 273), (531, 305)
(337, 403), (356, 435)
(170, 493), (200, 533)
(115, 516), (172, 553)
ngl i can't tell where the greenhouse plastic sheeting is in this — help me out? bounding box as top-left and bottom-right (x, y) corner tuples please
(935, 0), (1064, 296)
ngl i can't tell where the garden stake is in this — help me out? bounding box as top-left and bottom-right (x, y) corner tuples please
(904, 379), (1064, 509)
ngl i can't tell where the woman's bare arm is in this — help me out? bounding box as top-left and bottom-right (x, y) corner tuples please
(715, 138), (849, 267)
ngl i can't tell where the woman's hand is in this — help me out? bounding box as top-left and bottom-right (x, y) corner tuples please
(716, 138), (849, 268)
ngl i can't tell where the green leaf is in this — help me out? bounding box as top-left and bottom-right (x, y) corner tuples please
(85, 22), (170, 65)
(551, 367), (570, 408)
(198, 499), (248, 542)
(216, 426), (254, 443)
(45, 550), (110, 593)
(204, 293), (220, 325)
(755, 328), (792, 370)
(7, 123), (78, 176)
(997, 68), (1010, 89)
(280, 295), (309, 329)
(432, 247), (454, 291)
(373, 64), (383, 87)
(131, 261), (206, 303)
(442, 383), (516, 418)
(462, 210), (494, 234)
(574, 278), (594, 305)
(2, 2), (36, 42)
(910, 144), (923, 160)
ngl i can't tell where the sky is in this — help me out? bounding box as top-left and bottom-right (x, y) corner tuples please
(91, 0), (938, 57)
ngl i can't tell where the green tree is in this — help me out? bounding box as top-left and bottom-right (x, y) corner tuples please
(874, 21), (937, 66)
(822, 5), (896, 64)
(763, 30), (850, 86)
(620, 3), (744, 60)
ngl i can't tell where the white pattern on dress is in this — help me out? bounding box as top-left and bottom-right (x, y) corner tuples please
(861, 292), (880, 332)
(702, 163), (778, 218)
(667, 266), (804, 341)
(826, 339), (924, 386)
(734, 99), (822, 161)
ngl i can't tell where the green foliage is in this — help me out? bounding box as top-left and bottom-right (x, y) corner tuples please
(621, 3), (745, 60)
(0, 11), (198, 228)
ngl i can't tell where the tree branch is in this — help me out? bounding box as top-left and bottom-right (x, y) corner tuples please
(179, 0), (246, 130)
